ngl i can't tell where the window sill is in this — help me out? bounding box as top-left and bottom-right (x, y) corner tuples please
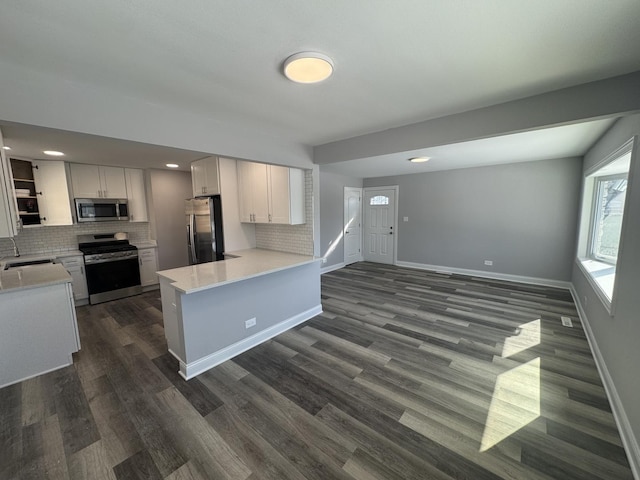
(577, 258), (616, 314)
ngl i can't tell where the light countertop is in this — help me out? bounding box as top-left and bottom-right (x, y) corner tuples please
(0, 263), (72, 293)
(132, 241), (157, 249)
(157, 248), (319, 294)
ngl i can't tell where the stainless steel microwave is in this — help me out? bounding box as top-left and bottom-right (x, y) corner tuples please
(75, 198), (129, 222)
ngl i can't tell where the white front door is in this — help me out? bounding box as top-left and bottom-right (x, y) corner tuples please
(364, 187), (396, 264)
(343, 187), (362, 265)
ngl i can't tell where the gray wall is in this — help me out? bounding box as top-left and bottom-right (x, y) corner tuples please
(147, 169), (192, 270)
(319, 170), (363, 268)
(572, 114), (640, 453)
(364, 157), (583, 281)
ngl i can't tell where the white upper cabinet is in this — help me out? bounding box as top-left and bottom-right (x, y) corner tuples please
(237, 161), (269, 223)
(70, 163), (127, 199)
(0, 135), (18, 237)
(191, 156), (220, 196)
(32, 160), (73, 226)
(125, 168), (148, 222)
(237, 161), (305, 225)
(268, 165), (305, 224)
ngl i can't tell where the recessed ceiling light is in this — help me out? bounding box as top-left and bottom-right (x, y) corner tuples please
(166, 163), (179, 168)
(284, 52), (334, 84)
(43, 150), (65, 156)
(2, 146), (10, 150)
(409, 157), (430, 163)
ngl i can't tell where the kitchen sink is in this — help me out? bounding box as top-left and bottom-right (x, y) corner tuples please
(3, 258), (56, 270)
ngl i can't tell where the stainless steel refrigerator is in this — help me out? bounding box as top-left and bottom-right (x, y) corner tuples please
(185, 195), (225, 264)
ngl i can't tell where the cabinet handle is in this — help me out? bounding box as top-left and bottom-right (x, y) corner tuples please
(269, 213), (272, 222)
(81, 266), (84, 275)
(139, 258), (142, 266)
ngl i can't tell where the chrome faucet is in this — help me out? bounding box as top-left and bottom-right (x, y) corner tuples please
(10, 237), (20, 257)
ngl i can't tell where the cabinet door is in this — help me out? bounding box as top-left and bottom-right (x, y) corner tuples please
(70, 163), (101, 198)
(100, 166), (127, 198)
(59, 256), (89, 301)
(0, 146), (18, 237)
(138, 248), (159, 286)
(236, 160), (254, 222)
(202, 157), (220, 195)
(192, 157), (220, 196)
(32, 161), (73, 226)
(191, 159), (206, 197)
(251, 162), (270, 223)
(268, 165), (291, 224)
(125, 168), (148, 222)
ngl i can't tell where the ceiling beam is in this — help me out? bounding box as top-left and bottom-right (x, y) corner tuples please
(314, 70), (640, 165)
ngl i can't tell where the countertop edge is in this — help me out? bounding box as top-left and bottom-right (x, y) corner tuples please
(157, 249), (320, 295)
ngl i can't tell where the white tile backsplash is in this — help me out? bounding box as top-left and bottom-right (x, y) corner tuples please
(0, 222), (150, 258)
(254, 169), (314, 256)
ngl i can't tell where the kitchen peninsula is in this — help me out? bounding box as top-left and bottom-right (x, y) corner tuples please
(0, 263), (80, 388)
(157, 248), (321, 379)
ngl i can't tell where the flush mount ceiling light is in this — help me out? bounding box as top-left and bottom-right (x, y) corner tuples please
(2, 146), (10, 150)
(166, 163), (179, 168)
(43, 150), (65, 156)
(284, 52), (334, 84)
(409, 157), (430, 163)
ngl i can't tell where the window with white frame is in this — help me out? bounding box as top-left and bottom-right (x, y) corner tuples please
(577, 140), (633, 309)
(589, 174), (627, 263)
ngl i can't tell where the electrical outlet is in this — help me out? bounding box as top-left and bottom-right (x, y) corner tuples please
(561, 316), (573, 328)
(245, 318), (256, 329)
(322, 258), (327, 264)
(484, 260), (493, 266)
(403, 216), (409, 222)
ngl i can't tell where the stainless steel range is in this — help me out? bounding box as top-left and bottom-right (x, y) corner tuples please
(78, 233), (142, 304)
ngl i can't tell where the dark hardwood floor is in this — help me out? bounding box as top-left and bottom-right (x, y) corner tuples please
(1, 262), (634, 479)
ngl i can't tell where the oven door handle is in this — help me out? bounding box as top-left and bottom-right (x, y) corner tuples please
(84, 255), (138, 265)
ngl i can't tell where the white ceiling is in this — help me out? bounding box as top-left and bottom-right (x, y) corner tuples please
(1, 1), (639, 175)
(0, 122), (210, 170)
(322, 118), (617, 178)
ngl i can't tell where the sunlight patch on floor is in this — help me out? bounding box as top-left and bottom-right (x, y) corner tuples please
(480, 357), (540, 452)
(502, 319), (540, 358)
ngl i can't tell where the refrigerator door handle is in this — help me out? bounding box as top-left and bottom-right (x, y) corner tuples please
(188, 214), (197, 263)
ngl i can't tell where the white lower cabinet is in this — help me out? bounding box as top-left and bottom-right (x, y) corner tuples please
(57, 255), (89, 303)
(139, 246), (159, 287)
(1, 280), (80, 388)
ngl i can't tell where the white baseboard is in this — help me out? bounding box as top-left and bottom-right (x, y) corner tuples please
(395, 260), (572, 290)
(178, 304), (323, 380)
(321, 262), (345, 274)
(569, 287), (640, 480)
